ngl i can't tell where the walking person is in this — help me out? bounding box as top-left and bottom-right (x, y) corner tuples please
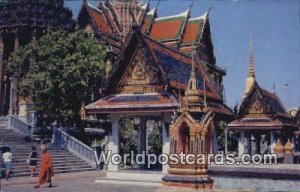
(2, 147), (13, 180)
(34, 145), (54, 188)
(28, 146), (38, 177)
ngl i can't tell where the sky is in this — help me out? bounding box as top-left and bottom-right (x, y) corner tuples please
(64, 0), (300, 109)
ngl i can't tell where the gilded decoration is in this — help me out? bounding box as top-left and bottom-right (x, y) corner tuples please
(284, 139), (294, 155)
(118, 48), (161, 94)
(273, 139), (284, 154)
(168, 110), (214, 174)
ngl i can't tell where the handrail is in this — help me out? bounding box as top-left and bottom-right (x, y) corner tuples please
(54, 129), (96, 168)
(8, 115), (31, 137)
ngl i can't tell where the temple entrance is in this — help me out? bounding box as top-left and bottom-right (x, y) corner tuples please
(118, 116), (163, 171)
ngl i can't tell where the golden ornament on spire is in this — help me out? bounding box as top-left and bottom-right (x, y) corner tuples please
(248, 35), (255, 78)
(243, 35), (256, 99)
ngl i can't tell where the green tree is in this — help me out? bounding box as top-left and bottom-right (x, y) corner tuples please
(6, 30), (106, 128)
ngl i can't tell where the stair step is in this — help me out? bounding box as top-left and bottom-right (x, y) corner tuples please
(11, 165), (93, 173)
(11, 167), (95, 177)
(12, 162), (90, 169)
(0, 122), (95, 177)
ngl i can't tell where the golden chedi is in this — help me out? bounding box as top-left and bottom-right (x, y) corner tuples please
(273, 139), (284, 154)
(284, 139), (294, 155)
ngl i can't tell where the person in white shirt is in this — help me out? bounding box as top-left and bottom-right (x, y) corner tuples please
(2, 147), (13, 180)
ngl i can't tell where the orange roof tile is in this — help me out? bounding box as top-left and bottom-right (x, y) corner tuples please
(150, 19), (183, 41)
(90, 8), (111, 33)
(150, 10), (189, 42)
(181, 15), (206, 46)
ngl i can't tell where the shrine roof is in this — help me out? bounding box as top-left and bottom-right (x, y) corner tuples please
(150, 9), (189, 42)
(240, 82), (289, 118)
(228, 117), (296, 130)
(231, 81), (296, 130)
(86, 93), (179, 114)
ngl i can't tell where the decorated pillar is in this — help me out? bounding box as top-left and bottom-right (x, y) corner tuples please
(108, 114), (120, 171)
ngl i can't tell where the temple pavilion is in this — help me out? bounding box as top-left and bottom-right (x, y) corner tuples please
(81, 1), (233, 188)
(86, 26), (232, 188)
(227, 41), (297, 157)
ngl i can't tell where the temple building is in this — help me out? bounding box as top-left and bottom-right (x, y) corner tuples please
(77, 0), (226, 99)
(227, 41), (297, 157)
(85, 24), (232, 188)
(0, 0), (74, 116)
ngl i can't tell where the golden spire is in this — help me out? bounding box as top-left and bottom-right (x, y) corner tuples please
(185, 51), (201, 104)
(243, 35), (256, 99)
(248, 36), (255, 78)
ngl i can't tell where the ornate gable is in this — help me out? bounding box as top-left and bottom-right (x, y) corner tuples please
(117, 48), (163, 94)
(242, 88), (266, 117)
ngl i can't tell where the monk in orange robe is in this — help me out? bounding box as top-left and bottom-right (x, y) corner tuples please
(34, 145), (54, 188)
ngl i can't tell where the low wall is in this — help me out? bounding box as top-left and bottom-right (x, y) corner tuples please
(208, 164), (300, 191)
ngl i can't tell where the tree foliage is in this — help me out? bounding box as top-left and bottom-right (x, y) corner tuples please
(6, 30), (106, 127)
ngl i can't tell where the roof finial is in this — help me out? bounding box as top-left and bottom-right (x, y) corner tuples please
(189, 0), (195, 9)
(248, 34), (255, 78)
(208, 1), (213, 14)
(273, 81), (276, 93)
(156, 0), (161, 9)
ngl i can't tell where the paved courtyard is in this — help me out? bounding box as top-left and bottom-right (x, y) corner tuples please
(1, 171), (243, 192)
(1, 171), (158, 192)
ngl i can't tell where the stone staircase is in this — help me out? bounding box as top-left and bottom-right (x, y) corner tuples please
(0, 116), (95, 177)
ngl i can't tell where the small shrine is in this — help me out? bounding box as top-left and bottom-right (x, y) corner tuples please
(162, 58), (231, 189)
(227, 40), (297, 157)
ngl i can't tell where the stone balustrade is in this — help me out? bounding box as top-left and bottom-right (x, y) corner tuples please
(8, 115), (31, 137)
(55, 129), (96, 168)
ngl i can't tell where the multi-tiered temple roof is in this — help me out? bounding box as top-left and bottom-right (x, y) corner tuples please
(86, 28), (231, 116)
(77, 0), (225, 98)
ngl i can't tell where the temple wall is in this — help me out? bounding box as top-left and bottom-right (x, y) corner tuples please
(213, 175), (300, 191)
(209, 164), (300, 191)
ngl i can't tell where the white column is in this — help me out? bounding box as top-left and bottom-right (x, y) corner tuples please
(162, 113), (170, 173)
(247, 131), (252, 154)
(270, 132), (276, 153)
(108, 114), (120, 172)
(225, 128), (228, 154)
(238, 131), (245, 157)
